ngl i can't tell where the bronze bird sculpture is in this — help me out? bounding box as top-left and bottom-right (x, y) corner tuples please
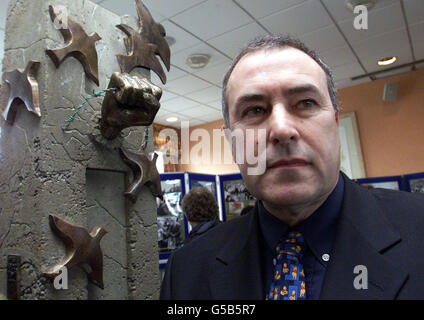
(2, 60), (41, 124)
(46, 5), (101, 86)
(119, 147), (163, 202)
(45, 215), (107, 289)
(116, 0), (171, 84)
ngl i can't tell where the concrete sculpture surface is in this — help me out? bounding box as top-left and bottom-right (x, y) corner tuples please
(0, 0), (168, 299)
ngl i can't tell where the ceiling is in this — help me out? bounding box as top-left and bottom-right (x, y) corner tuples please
(1, 0), (423, 128)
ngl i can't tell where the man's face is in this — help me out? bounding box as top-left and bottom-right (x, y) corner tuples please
(226, 47), (341, 211)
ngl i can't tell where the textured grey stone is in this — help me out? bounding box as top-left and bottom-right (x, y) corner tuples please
(0, 0), (161, 300)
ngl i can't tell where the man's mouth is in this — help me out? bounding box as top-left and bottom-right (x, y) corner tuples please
(268, 158), (311, 169)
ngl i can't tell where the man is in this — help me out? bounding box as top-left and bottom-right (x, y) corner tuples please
(181, 187), (221, 245)
(160, 35), (424, 299)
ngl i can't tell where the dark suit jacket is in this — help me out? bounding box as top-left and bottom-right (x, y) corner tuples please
(160, 174), (424, 299)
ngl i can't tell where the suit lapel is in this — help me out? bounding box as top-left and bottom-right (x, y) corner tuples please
(320, 176), (408, 299)
(210, 206), (264, 299)
(208, 175), (409, 299)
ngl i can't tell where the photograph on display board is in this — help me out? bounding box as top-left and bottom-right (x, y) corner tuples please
(356, 176), (402, 191)
(360, 181), (400, 190)
(405, 173), (424, 194)
(223, 179), (256, 221)
(157, 179), (185, 252)
(191, 180), (216, 197)
(409, 178), (424, 194)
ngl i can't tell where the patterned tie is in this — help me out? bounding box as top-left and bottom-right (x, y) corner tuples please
(267, 231), (307, 300)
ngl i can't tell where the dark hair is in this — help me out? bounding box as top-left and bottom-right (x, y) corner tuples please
(222, 34), (339, 129)
(182, 187), (219, 223)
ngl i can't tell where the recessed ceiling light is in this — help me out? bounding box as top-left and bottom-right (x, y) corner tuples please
(378, 56), (397, 66)
(345, 0), (378, 12)
(186, 54), (211, 69)
(166, 117), (178, 123)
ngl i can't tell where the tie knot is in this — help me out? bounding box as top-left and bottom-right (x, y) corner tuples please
(275, 231), (305, 258)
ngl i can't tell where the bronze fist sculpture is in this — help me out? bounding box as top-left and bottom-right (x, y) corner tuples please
(99, 72), (162, 140)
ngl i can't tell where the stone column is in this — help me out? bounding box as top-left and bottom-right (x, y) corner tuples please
(0, 0), (160, 299)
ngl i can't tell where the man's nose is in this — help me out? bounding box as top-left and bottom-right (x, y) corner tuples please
(268, 104), (300, 145)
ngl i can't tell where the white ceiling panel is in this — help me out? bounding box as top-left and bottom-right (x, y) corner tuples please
(409, 21), (424, 60)
(259, 0), (333, 37)
(100, 0), (167, 22)
(336, 77), (370, 90)
(338, 2), (405, 45)
(177, 104), (218, 118)
(0, 0), (10, 30)
(160, 90), (179, 103)
(234, 0), (307, 20)
(155, 106), (173, 118)
(0, 28), (4, 56)
(170, 42), (231, 73)
(298, 25), (347, 54)
(321, 0), (398, 23)
(148, 8), (167, 23)
(205, 99), (222, 110)
(161, 96), (201, 112)
(165, 65), (189, 82)
(320, 45), (358, 68)
(170, 0), (252, 40)
(199, 114), (223, 123)
(320, 0), (354, 23)
(160, 20), (202, 54)
(353, 28), (413, 72)
(194, 107), (223, 122)
(151, 64), (188, 85)
(0, 20), (4, 72)
(164, 74), (211, 95)
(208, 22), (268, 58)
(100, 0), (138, 17)
(403, 0), (424, 25)
(103, 0), (165, 22)
(155, 109), (186, 120)
(185, 118), (207, 127)
(193, 61), (231, 86)
(1, 0), (419, 128)
(332, 61), (364, 80)
(169, 115), (191, 129)
(184, 85), (222, 104)
(142, 0), (206, 19)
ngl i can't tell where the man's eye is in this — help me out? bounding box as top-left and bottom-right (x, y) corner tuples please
(297, 99), (317, 109)
(245, 106), (265, 116)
